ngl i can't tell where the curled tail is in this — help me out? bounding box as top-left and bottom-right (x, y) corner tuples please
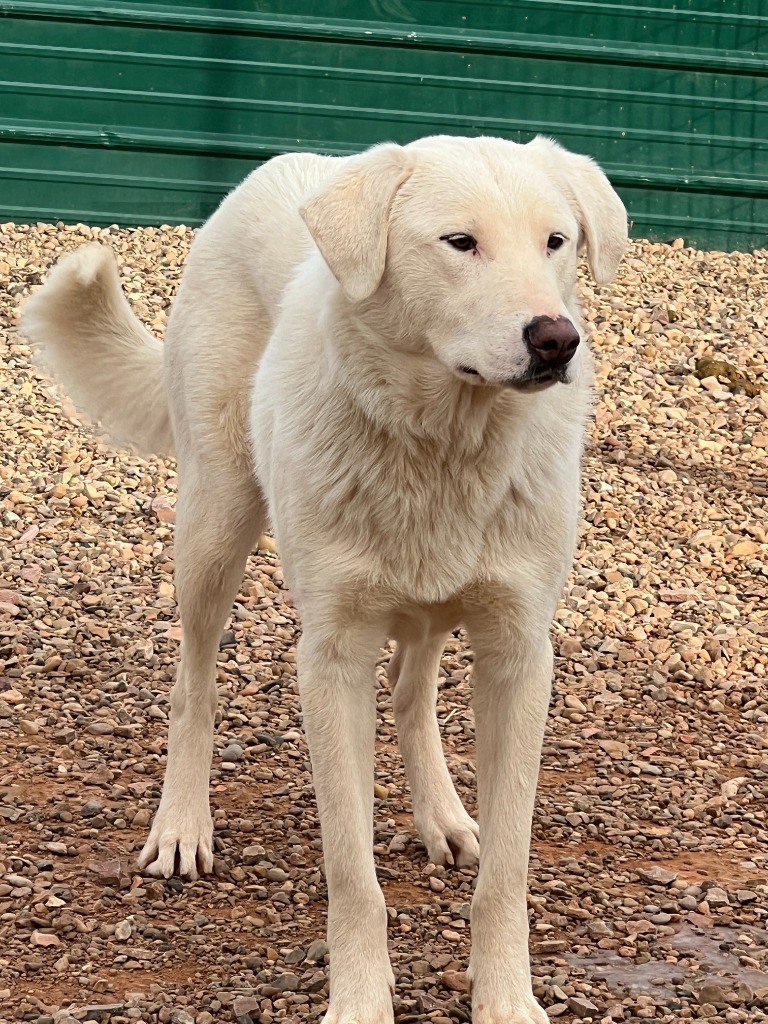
(21, 242), (174, 456)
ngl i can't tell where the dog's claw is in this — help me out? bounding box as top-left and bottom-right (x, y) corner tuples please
(137, 807), (214, 880)
(420, 809), (480, 868)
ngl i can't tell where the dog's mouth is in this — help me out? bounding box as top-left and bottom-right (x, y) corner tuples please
(506, 369), (568, 391)
(456, 365), (569, 390)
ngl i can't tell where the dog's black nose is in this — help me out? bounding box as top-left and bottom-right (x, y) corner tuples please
(523, 316), (580, 366)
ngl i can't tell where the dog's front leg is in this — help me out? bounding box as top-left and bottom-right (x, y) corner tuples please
(467, 616), (552, 1024)
(299, 624), (395, 1024)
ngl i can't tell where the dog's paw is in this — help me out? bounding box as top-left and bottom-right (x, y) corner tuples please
(321, 956), (394, 1024)
(323, 1004), (393, 1024)
(418, 805), (479, 868)
(472, 998), (548, 1024)
(136, 803), (213, 880)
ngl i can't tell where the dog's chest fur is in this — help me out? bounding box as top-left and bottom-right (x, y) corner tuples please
(254, 342), (589, 609)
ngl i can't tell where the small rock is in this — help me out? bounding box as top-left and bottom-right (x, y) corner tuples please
(729, 982), (754, 1005)
(271, 972), (300, 991)
(729, 540), (761, 557)
(598, 739), (629, 759)
(388, 833), (409, 854)
(564, 693), (587, 712)
(6, 873), (32, 888)
(306, 939), (328, 962)
(82, 1005), (125, 1022)
(52, 727), (76, 744)
(587, 920), (612, 938)
(720, 776), (747, 799)
(220, 743), (244, 763)
(637, 866), (678, 886)
(737, 889), (757, 903)
(90, 858), (122, 886)
(80, 799), (103, 818)
(568, 996), (599, 1017)
(44, 841), (69, 855)
(697, 983), (728, 1007)
(696, 1004), (718, 1019)
(170, 1012), (195, 1024)
(705, 886), (729, 908)
(532, 939), (568, 953)
(114, 919), (132, 941)
(86, 722), (115, 735)
(242, 844), (266, 864)
(441, 970), (470, 993)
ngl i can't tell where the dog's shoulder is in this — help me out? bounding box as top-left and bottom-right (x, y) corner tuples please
(186, 152), (351, 316)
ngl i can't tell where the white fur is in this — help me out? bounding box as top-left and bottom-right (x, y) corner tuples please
(22, 134), (627, 1023)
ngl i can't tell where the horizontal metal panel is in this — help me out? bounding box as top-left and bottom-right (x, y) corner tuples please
(6, 0), (766, 65)
(0, 141), (248, 224)
(1, 27), (764, 173)
(0, 0), (765, 248)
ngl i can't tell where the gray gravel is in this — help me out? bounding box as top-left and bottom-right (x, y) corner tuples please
(0, 221), (767, 1024)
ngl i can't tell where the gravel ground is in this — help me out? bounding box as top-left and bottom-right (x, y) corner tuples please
(0, 221), (767, 1024)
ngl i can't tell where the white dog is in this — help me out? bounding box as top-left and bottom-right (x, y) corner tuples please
(23, 134), (627, 1024)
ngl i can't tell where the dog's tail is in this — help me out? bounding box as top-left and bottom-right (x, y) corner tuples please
(21, 242), (175, 456)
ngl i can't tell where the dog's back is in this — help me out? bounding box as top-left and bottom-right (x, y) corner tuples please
(176, 151), (341, 326)
(161, 151), (345, 461)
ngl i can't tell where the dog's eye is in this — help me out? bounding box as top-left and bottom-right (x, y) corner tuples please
(440, 233), (477, 253)
(547, 233), (566, 252)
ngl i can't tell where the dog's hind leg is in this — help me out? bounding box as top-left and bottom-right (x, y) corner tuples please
(389, 631), (479, 867)
(138, 458), (264, 880)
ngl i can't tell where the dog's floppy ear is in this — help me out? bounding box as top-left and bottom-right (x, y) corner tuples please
(526, 136), (627, 285)
(300, 144), (412, 302)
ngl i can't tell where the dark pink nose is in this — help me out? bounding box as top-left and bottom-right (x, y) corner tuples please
(523, 316), (580, 366)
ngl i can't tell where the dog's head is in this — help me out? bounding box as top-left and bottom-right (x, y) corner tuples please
(300, 134), (627, 391)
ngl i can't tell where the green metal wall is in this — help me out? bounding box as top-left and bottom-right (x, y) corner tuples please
(1, 0), (766, 249)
